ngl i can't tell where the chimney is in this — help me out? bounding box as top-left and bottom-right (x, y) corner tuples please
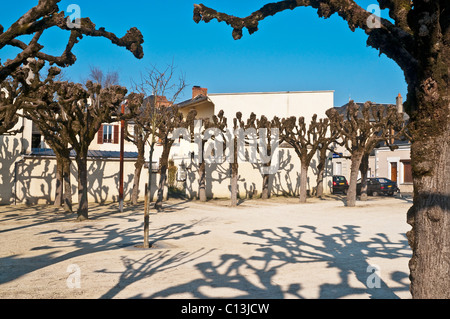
(192, 86), (208, 99)
(396, 93), (403, 113)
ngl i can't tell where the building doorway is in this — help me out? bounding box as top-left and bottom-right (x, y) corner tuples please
(390, 162), (398, 182)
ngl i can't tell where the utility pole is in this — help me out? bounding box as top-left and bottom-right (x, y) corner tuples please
(119, 102), (125, 212)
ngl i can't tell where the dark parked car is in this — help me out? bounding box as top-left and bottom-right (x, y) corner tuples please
(332, 175), (349, 194)
(357, 177), (399, 196)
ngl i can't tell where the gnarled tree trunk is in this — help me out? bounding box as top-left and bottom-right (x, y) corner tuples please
(299, 162), (309, 203)
(62, 156), (72, 214)
(198, 161), (207, 202)
(76, 156), (88, 221)
(315, 147), (328, 198)
(347, 152), (363, 207)
(359, 153), (369, 201)
(261, 171), (270, 199)
(131, 150), (145, 205)
(230, 162), (238, 206)
(155, 141), (172, 211)
(54, 156), (63, 207)
(406, 53), (450, 298)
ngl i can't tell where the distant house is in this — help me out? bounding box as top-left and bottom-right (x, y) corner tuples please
(330, 94), (412, 193)
(172, 86), (336, 199)
(177, 86), (334, 121)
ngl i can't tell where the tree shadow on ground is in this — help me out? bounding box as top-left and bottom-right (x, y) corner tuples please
(145, 225), (410, 299)
(0, 204), (209, 287)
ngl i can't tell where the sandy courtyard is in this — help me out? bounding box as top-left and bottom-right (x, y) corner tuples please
(0, 195), (413, 299)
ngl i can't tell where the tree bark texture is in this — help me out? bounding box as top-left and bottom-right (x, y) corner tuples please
(198, 161), (207, 202)
(359, 153), (369, 201)
(406, 55), (450, 298)
(54, 156), (63, 207)
(261, 171), (270, 199)
(76, 157), (88, 221)
(315, 147), (328, 198)
(347, 152), (363, 207)
(131, 150), (145, 205)
(62, 157), (72, 214)
(299, 163), (309, 203)
(230, 162), (238, 207)
(155, 142), (171, 211)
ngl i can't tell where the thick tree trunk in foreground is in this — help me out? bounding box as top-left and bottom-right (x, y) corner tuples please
(299, 162), (308, 203)
(406, 60), (450, 298)
(76, 157), (89, 221)
(347, 152), (363, 207)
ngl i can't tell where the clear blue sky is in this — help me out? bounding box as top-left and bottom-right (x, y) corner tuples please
(1, 0), (407, 107)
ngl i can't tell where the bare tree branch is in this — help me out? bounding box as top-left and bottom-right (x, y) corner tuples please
(193, 1), (418, 82)
(0, 0), (144, 82)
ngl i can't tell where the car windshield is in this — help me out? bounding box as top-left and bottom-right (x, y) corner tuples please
(377, 178), (390, 183)
(334, 176), (346, 182)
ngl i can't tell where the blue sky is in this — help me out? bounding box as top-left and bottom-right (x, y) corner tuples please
(1, 0), (407, 107)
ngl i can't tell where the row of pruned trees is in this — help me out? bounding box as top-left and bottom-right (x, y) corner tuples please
(125, 85), (408, 211)
(1, 60), (408, 221)
(0, 1), (144, 220)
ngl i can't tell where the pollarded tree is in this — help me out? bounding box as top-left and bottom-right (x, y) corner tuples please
(281, 114), (330, 203)
(230, 112), (256, 206)
(154, 106), (197, 211)
(194, 110), (228, 202)
(2, 59), (74, 211)
(0, 59), (58, 135)
(192, 0), (450, 298)
(52, 80), (128, 221)
(326, 101), (405, 207)
(246, 114), (283, 200)
(126, 64), (187, 206)
(22, 63), (74, 213)
(314, 122), (339, 198)
(0, 1), (143, 135)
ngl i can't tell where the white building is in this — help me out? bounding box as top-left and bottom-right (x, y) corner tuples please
(1, 85), (338, 205)
(329, 94), (412, 193)
(173, 86), (336, 200)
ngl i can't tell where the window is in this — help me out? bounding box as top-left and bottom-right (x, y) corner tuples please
(402, 160), (413, 183)
(31, 134), (42, 149)
(103, 125), (113, 143)
(97, 124), (119, 144)
(31, 122), (42, 149)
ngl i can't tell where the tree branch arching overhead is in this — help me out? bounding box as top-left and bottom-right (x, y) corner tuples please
(0, 0), (144, 82)
(193, 1), (417, 84)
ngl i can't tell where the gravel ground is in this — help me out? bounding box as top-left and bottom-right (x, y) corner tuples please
(0, 195), (413, 299)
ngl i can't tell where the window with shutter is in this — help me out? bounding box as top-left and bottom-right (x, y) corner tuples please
(100, 125), (114, 143)
(97, 125), (104, 144)
(113, 125), (119, 144)
(402, 160), (413, 183)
